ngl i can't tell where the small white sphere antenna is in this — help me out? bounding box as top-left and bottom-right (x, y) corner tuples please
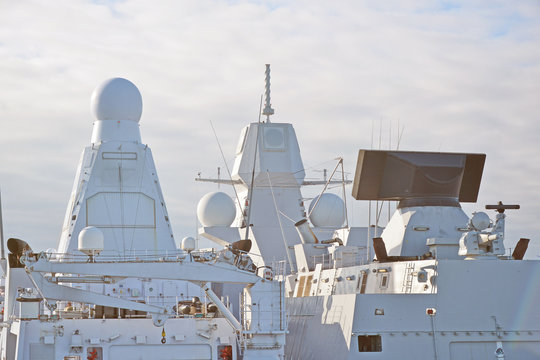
(91, 78), (142, 122)
(78, 226), (104, 260)
(309, 193), (346, 228)
(181, 237), (196, 252)
(197, 192), (236, 227)
(471, 212), (491, 231)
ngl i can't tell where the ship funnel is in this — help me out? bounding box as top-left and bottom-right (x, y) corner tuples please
(294, 219), (318, 244)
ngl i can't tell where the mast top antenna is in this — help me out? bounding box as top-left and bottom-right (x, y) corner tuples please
(262, 64), (274, 122)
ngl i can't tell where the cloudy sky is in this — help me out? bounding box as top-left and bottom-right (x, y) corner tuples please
(1, 0), (539, 257)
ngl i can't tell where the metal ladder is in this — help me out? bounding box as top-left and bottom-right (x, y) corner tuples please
(401, 262), (415, 293)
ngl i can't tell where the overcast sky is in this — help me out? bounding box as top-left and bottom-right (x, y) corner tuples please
(1, 0), (539, 257)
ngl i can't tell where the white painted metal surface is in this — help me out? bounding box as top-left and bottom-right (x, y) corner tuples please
(0, 75), (287, 360)
(3, 65), (539, 360)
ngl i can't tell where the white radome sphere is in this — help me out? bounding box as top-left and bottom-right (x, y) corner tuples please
(197, 192), (236, 227)
(471, 212), (491, 231)
(91, 78), (143, 122)
(308, 193), (345, 228)
(78, 226), (104, 255)
(181, 237), (196, 252)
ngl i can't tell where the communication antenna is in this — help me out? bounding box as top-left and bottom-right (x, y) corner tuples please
(262, 64), (274, 122)
(0, 189), (6, 275)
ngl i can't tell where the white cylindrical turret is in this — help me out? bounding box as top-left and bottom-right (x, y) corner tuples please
(197, 192), (236, 227)
(78, 226), (104, 256)
(90, 78), (143, 143)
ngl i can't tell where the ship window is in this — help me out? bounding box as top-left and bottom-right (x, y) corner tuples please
(358, 271), (368, 294)
(102, 152), (137, 160)
(358, 335), (382, 352)
(379, 274), (389, 289)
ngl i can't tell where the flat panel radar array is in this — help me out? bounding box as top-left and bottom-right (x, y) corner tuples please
(352, 150), (485, 205)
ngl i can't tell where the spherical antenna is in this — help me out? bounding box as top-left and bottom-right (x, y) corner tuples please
(181, 237), (196, 253)
(308, 193), (345, 228)
(197, 192), (236, 227)
(91, 78), (142, 122)
(78, 226), (104, 261)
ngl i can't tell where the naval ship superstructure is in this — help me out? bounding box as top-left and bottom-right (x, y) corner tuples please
(195, 66), (540, 359)
(0, 78), (286, 360)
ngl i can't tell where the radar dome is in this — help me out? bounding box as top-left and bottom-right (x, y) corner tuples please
(78, 226), (104, 256)
(309, 193), (345, 228)
(181, 237), (196, 252)
(91, 78), (142, 122)
(197, 192), (236, 227)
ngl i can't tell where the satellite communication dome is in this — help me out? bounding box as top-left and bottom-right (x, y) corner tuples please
(91, 78), (143, 122)
(309, 193), (345, 228)
(78, 226), (104, 256)
(181, 237), (196, 252)
(197, 192), (236, 227)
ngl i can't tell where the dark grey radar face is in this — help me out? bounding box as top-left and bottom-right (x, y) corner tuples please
(351, 150), (486, 204)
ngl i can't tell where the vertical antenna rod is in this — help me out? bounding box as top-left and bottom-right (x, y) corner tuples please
(0, 189), (5, 260)
(0, 189), (6, 275)
(262, 64), (274, 122)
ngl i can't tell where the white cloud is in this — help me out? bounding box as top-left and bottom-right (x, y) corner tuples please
(0, 0), (539, 256)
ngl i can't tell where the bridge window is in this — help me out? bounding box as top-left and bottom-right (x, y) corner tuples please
(358, 335), (382, 352)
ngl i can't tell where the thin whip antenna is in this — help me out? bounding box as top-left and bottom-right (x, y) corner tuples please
(397, 123), (405, 150)
(209, 120), (246, 225)
(258, 94), (263, 123)
(368, 119), (374, 262)
(376, 119), (382, 239)
(244, 122), (260, 240)
(370, 119), (374, 149)
(308, 158), (343, 218)
(278, 210), (296, 224)
(267, 171), (295, 274)
(0, 189), (5, 259)
(340, 160), (349, 228)
(388, 119), (391, 222)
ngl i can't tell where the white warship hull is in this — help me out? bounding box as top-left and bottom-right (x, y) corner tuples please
(4, 66), (540, 360)
(286, 259), (540, 359)
(6, 317), (236, 360)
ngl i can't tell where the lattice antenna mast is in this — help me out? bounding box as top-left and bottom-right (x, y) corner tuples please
(262, 64), (274, 122)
